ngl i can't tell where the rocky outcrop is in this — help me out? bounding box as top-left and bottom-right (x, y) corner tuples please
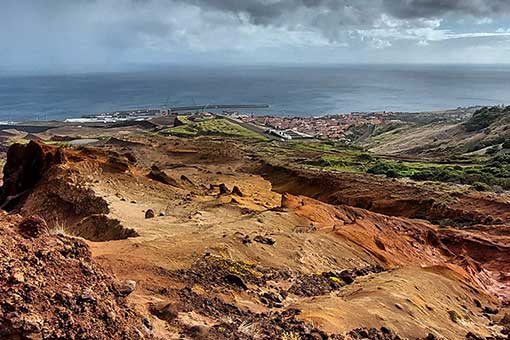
(0, 212), (153, 339)
(0, 141), (65, 210)
(72, 214), (139, 241)
(0, 141), (138, 242)
(147, 165), (181, 187)
(257, 163), (509, 226)
(284, 192), (510, 305)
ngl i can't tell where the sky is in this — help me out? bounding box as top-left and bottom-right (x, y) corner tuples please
(2, 0), (510, 73)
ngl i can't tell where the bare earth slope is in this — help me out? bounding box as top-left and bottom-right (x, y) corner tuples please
(0, 213), (154, 340)
(0, 137), (509, 339)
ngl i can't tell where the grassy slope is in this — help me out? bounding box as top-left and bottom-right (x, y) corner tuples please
(163, 117), (267, 141)
(258, 139), (510, 191)
(364, 107), (510, 157)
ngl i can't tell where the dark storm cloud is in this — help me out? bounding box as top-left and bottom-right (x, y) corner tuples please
(383, 0), (510, 19)
(1, 0), (510, 72)
(181, 0), (510, 25)
(188, 0), (382, 26)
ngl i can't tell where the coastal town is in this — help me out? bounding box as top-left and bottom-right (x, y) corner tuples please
(53, 104), (477, 143)
(231, 111), (389, 140)
(221, 106), (474, 140)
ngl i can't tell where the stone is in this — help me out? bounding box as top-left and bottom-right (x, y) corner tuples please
(218, 183), (230, 195)
(339, 270), (354, 284)
(117, 280), (137, 296)
(483, 306), (499, 314)
(149, 303), (179, 322)
(448, 310), (461, 323)
(80, 288), (97, 303)
(11, 271), (25, 283)
(145, 209), (155, 219)
(147, 166), (180, 187)
(253, 235), (276, 245)
(224, 274), (248, 290)
(18, 215), (49, 239)
(232, 186), (243, 196)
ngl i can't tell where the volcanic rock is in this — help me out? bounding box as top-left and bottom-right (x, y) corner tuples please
(116, 279), (137, 296)
(218, 183), (230, 195)
(483, 306), (499, 315)
(500, 313), (510, 326)
(232, 185), (243, 196)
(102, 155), (130, 173)
(18, 215), (48, 239)
(147, 165), (180, 187)
(253, 235), (276, 245)
(149, 302), (179, 322)
(0, 141), (65, 210)
(0, 213), (154, 340)
(145, 209), (155, 219)
(180, 174), (194, 185)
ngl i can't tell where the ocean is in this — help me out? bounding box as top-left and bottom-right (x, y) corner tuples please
(1, 64), (510, 122)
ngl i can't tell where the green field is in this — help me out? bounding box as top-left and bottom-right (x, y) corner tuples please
(162, 117), (267, 141)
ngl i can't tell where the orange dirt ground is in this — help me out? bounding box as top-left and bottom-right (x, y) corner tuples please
(1, 131), (509, 340)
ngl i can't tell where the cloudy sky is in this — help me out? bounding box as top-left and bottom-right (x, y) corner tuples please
(2, 0), (510, 72)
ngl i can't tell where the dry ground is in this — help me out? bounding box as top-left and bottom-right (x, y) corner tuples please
(1, 127), (510, 339)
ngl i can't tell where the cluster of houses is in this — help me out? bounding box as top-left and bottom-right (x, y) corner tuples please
(235, 112), (391, 140)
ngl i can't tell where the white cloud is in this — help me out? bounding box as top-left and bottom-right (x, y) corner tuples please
(476, 17), (493, 24)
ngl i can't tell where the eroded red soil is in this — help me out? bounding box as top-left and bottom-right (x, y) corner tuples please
(0, 138), (509, 339)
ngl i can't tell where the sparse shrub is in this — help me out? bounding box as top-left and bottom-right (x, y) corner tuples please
(486, 145), (500, 155)
(492, 153), (510, 164)
(358, 153), (374, 162)
(50, 218), (72, 236)
(464, 106), (510, 132)
(411, 167), (464, 183)
(471, 182), (491, 192)
(367, 160), (410, 178)
(385, 168), (401, 178)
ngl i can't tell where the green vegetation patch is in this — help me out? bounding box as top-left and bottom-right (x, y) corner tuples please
(163, 117), (267, 140)
(293, 140), (510, 190)
(369, 156), (510, 190)
(367, 160), (415, 178)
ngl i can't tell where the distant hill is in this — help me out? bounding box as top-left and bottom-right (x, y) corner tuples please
(463, 106), (510, 132)
(362, 106), (510, 158)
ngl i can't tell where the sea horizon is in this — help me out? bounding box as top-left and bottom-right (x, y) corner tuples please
(1, 63), (510, 122)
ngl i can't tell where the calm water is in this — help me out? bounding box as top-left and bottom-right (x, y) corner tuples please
(1, 64), (510, 121)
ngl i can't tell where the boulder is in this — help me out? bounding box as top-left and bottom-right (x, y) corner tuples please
(116, 280), (137, 297)
(218, 183), (230, 195)
(147, 166), (180, 187)
(0, 141), (65, 211)
(18, 215), (49, 239)
(232, 186), (243, 197)
(253, 235), (276, 245)
(145, 209), (155, 219)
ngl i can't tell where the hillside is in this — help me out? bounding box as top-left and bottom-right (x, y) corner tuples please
(361, 106), (510, 158)
(0, 123), (508, 339)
